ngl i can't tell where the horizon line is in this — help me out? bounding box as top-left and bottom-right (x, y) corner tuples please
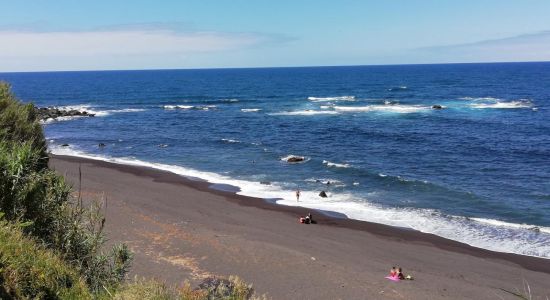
(1, 60), (549, 74)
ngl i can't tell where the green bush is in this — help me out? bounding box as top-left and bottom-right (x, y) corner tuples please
(0, 214), (91, 299)
(0, 81), (132, 295)
(113, 276), (264, 300)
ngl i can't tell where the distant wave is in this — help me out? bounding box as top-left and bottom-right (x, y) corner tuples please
(307, 96), (355, 102)
(241, 108), (262, 112)
(388, 86), (408, 91)
(163, 105), (194, 110)
(108, 108), (146, 113)
(163, 105), (216, 110)
(470, 101), (532, 109)
(459, 97), (501, 101)
(334, 104), (430, 113)
(221, 138), (241, 144)
(269, 110), (339, 116)
(219, 98), (239, 103)
(48, 144), (550, 259)
(322, 160), (351, 168)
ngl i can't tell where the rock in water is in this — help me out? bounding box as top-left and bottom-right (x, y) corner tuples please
(285, 155), (305, 163)
(319, 191), (328, 198)
(432, 105), (443, 109)
(34, 105), (95, 121)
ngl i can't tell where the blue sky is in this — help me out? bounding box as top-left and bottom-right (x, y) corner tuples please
(1, 0), (550, 71)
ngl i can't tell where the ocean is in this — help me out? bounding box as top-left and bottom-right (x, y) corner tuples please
(2, 62), (549, 258)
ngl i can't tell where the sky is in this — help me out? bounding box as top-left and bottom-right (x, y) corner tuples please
(1, 0), (550, 72)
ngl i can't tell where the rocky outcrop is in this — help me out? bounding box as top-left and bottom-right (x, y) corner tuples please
(284, 155), (305, 163)
(35, 106), (95, 121)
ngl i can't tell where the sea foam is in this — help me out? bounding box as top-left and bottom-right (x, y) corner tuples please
(307, 96), (355, 102)
(470, 101), (532, 109)
(334, 104), (430, 113)
(48, 144), (550, 259)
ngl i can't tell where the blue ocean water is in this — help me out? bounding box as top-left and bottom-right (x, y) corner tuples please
(2, 63), (549, 258)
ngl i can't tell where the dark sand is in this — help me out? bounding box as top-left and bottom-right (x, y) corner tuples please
(50, 155), (550, 299)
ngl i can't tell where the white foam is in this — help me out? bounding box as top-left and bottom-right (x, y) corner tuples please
(108, 108), (146, 113)
(48, 145), (550, 259)
(470, 101), (532, 109)
(163, 105), (194, 110)
(307, 96), (355, 102)
(221, 138), (240, 144)
(459, 97), (501, 101)
(322, 160), (351, 168)
(241, 108), (262, 112)
(471, 218), (550, 234)
(269, 110), (339, 116)
(388, 86), (408, 91)
(221, 99), (239, 103)
(334, 104), (430, 113)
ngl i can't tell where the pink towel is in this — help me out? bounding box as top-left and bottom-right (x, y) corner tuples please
(385, 276), (400, 282)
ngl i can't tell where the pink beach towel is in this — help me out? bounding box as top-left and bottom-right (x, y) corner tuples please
(385, 276), (400, 282)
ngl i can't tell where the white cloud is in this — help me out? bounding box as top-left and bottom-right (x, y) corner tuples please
(0, 29), (262, 57)
(412, 31), (550, 63)
(0, 27), (278, 71)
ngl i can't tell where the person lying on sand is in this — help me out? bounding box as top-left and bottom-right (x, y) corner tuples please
(397, 267), (405, 280)
(385, 266), (413, 281)
(300, 213), (315, 224)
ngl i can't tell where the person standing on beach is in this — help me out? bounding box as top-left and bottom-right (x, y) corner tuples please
(296, 189), (301, 202)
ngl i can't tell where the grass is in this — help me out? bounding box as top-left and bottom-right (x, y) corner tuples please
(0, 214), (91, 299)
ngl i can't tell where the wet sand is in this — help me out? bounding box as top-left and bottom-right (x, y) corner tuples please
(50, 154), (550, 299)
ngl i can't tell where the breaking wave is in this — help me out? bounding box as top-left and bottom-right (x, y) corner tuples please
(334, 104), (430, 113)
(47, 144), (550, 259)
(307, 96), (356, 102)
(269, 110), (339, 116)
(470, 101), (532, 109)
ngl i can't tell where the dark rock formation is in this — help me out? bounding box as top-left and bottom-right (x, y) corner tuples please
(34, 106), (95, 122)
(285, 155), (305, 163)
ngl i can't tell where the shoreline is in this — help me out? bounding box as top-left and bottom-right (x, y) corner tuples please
(49, 154), (550, 299)
(51, 154), (550, 274)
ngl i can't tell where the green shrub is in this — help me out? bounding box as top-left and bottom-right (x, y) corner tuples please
(113, 276), (264, 300)
(0, 214), (91, 299)
(0, 81), (132, 295)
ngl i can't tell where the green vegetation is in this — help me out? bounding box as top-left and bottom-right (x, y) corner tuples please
(0, 81), (261, 299)
(0, 215), (92, 299)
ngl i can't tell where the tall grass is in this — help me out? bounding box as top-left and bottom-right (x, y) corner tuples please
(0, 213), (92, 299)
